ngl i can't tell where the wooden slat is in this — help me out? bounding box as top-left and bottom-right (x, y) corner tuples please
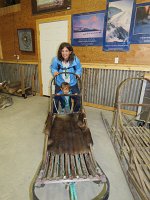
(79, 154), (89, 177)
(53, 154), (59, 179)
(89, 151), (97, 172)
(132, 127), (149, 147)
(47, 153), (55, 179)
(59, 154), (64, 179)
(42, 152), (50, 178)
(132, 151), (148, 195)
(84, 153), (96, 176)
(74, 154), (83, 178)
(64, 153), (69, 179)
(128, 171), (149, 200)
(70, 155), (76, 178)
(137, 127), (150, 144)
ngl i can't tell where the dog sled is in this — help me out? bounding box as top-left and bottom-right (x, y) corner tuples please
(31, 72), (109, 200)
(101, 77), (150, 200)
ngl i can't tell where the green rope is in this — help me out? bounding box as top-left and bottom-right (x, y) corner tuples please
(69, 182), (78, 200)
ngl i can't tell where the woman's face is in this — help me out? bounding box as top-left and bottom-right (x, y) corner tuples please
(61, 47), (72, 61)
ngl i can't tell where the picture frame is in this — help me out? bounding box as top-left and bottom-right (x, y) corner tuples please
(32, 0), (71, 15)
(17, 29), (34, 52)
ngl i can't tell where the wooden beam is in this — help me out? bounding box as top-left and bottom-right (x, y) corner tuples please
(84, 102), (136, 115)
(0, 60), (38, 64)
(82, 63), (150, 71)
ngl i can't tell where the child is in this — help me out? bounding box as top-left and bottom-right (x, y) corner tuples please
(54, 82), (73, 113)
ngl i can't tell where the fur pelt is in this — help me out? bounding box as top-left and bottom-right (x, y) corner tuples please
(47, 113), (93, 154)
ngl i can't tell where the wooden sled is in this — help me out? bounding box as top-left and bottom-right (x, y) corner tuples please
(101, 77), (150, 200)
(31, 73), (109, 200)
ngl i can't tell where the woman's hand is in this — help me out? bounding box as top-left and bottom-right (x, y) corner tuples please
(54, 72), (59, 76)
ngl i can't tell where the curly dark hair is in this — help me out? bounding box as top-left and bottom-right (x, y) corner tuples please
(57, 42), (75, 62)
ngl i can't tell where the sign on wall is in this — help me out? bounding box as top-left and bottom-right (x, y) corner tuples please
(131, 2), (150, 44)
(72, 11), (105, 46)
(103, 0), (135, 51)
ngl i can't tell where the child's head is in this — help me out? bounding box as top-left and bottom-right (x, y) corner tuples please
(61, 82), (70, 94)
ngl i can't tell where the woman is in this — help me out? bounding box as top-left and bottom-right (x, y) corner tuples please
(51, 42), (82, 113)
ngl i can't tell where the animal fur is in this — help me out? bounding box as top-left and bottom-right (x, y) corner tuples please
(47, 113), (93, 154)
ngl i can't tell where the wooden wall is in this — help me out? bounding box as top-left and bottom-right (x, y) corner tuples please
(0, 0), (150, 65)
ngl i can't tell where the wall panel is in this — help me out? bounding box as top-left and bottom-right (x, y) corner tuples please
(0, 62), (146, 112)
(0, 62), (39, 92)
(0, 0), (150, 65)
(82, 68), (145, 111)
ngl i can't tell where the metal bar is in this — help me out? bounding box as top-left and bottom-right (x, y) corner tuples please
(35, 175), (102, 185)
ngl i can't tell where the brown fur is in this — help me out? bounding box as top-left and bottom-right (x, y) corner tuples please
(47, 113), (93, 154)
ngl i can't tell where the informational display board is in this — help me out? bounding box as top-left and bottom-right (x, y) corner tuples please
(72, 11), (105, 46)
(103, 0), (135, 51)
(131, 2), (150, 44)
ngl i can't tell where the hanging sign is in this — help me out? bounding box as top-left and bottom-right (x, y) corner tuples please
(103, 0), (135, 51)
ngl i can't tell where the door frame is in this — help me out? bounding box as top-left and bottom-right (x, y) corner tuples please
(36, 15), (71, 95)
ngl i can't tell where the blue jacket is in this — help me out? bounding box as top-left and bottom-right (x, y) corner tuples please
(57, 90), (72, 109)
(51, 56), (82, 86)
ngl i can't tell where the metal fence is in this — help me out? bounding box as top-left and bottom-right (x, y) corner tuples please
(82, 68), (145, 111)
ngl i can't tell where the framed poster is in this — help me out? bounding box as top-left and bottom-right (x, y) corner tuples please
(17, 29), (34, 52)
(103, 0), (135, 51)
(131, 2), (150, 44)
(32, 0), (71, 15)
(72, 11), (105, 46)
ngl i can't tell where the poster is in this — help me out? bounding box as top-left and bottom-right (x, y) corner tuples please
(32, 0), (71, 15)
(103, 0), (135, 51)
(72, 11), (105, 46)
(131, 3), (150, 44)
